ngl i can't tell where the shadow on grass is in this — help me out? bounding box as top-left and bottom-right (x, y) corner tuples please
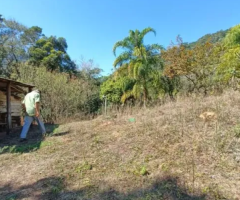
(48, 131), (70, 137)
(44, 123), (60, 133)
(45, 123), (70, 137)
(0, 175), (228, 200)
(0, 124), (60, 155)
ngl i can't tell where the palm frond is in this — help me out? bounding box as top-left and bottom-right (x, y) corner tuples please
(128, 62), (134, 77)
(121, 90), (133, 103)
(146, 44), (164, 51)
(129, 30), (135, 39)
(132, 82), (141, 99)
(114, 63), (129, 78)
(113, 51), (132, 68)
(140, 27), (156, 39)
(133, 62), (142, 79)
(113, 37), (131, 56)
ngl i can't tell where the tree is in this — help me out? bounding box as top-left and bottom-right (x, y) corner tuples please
(100, 76), (123, 104)
(162, 36), (221, 94)
(28, 36), (77, 74)
(0, 18), (27, 76)
(0, 16), (43, 77)
(223, 24), (240, 47)
(21, 26), (43, 46)
(77, 57), (102, 82)
(127, 54), (162, 105)
(218, 24), (240, 86)
(113, 27), (163, 106)
(113, 27), (161, 67)
(75, 57), (103, 115)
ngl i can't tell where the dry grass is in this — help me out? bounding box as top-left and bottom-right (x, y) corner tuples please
(0, 90), (240, 200)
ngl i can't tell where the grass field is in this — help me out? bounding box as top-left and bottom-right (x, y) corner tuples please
(0, 90), (240, 200)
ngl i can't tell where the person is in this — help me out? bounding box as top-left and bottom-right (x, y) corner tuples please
(19, 89), (46, 142)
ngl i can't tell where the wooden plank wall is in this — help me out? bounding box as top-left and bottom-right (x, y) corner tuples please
(0, 91), (21, 117)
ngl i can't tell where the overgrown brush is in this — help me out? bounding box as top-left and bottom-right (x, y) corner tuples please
(14, 64), (101, 123)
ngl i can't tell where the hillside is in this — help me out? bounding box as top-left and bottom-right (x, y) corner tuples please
(183, 29), (229, 49)
(0, 90), (240, 200)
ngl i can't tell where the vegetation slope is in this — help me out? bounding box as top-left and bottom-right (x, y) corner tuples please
(0, 90), (240, 200)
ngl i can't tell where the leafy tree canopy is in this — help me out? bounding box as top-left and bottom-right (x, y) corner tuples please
(28, 36), (77, 74)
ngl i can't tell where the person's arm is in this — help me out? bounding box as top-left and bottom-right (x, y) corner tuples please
(34, 92), (41, 117)
(35, 102), (40, 117)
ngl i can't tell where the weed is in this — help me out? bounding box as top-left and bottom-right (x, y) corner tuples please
(140, 166), (149, 176)
(133, 165), (149, 176)
(75, 161), (93, 174)
(234, 124), (240, 138)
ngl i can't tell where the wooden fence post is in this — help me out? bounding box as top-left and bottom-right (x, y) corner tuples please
(6, 81), (11, 134)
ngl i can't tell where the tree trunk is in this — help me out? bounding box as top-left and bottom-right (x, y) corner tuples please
(143, 86), (147, 108)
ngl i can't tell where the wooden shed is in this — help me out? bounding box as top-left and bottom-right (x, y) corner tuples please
(0, 78), (34, 135)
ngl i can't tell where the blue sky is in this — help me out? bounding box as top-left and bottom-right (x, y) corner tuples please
(1, 0), (240, 75)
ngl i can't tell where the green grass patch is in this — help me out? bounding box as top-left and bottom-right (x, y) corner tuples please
(233, 124), (240, 138)
(0, 140), (53, 154)
(75, 161), (93, 175)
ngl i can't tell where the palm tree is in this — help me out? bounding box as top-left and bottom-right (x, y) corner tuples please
(113, 27), (161, 67)
(113, 27), (163, 107)
(127, 53), (163, 107)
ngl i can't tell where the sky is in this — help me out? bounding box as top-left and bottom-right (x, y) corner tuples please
(1, 0), (240, 75)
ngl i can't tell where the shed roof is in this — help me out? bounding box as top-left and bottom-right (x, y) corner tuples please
(0, 77), (35, 88)
(0, 77), (35, 94)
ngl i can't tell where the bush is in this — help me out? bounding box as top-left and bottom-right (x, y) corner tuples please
(15, 64), (100, 123)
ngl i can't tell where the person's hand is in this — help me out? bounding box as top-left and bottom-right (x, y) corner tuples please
(35, 111), (40, 118)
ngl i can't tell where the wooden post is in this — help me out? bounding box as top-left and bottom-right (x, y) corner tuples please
(28, 87), (32, 93)
(6, 81), (11, 134)
(105, 96), (107, 116)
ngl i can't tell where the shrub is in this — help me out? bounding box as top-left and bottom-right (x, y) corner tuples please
(15, 64), (100, 122)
